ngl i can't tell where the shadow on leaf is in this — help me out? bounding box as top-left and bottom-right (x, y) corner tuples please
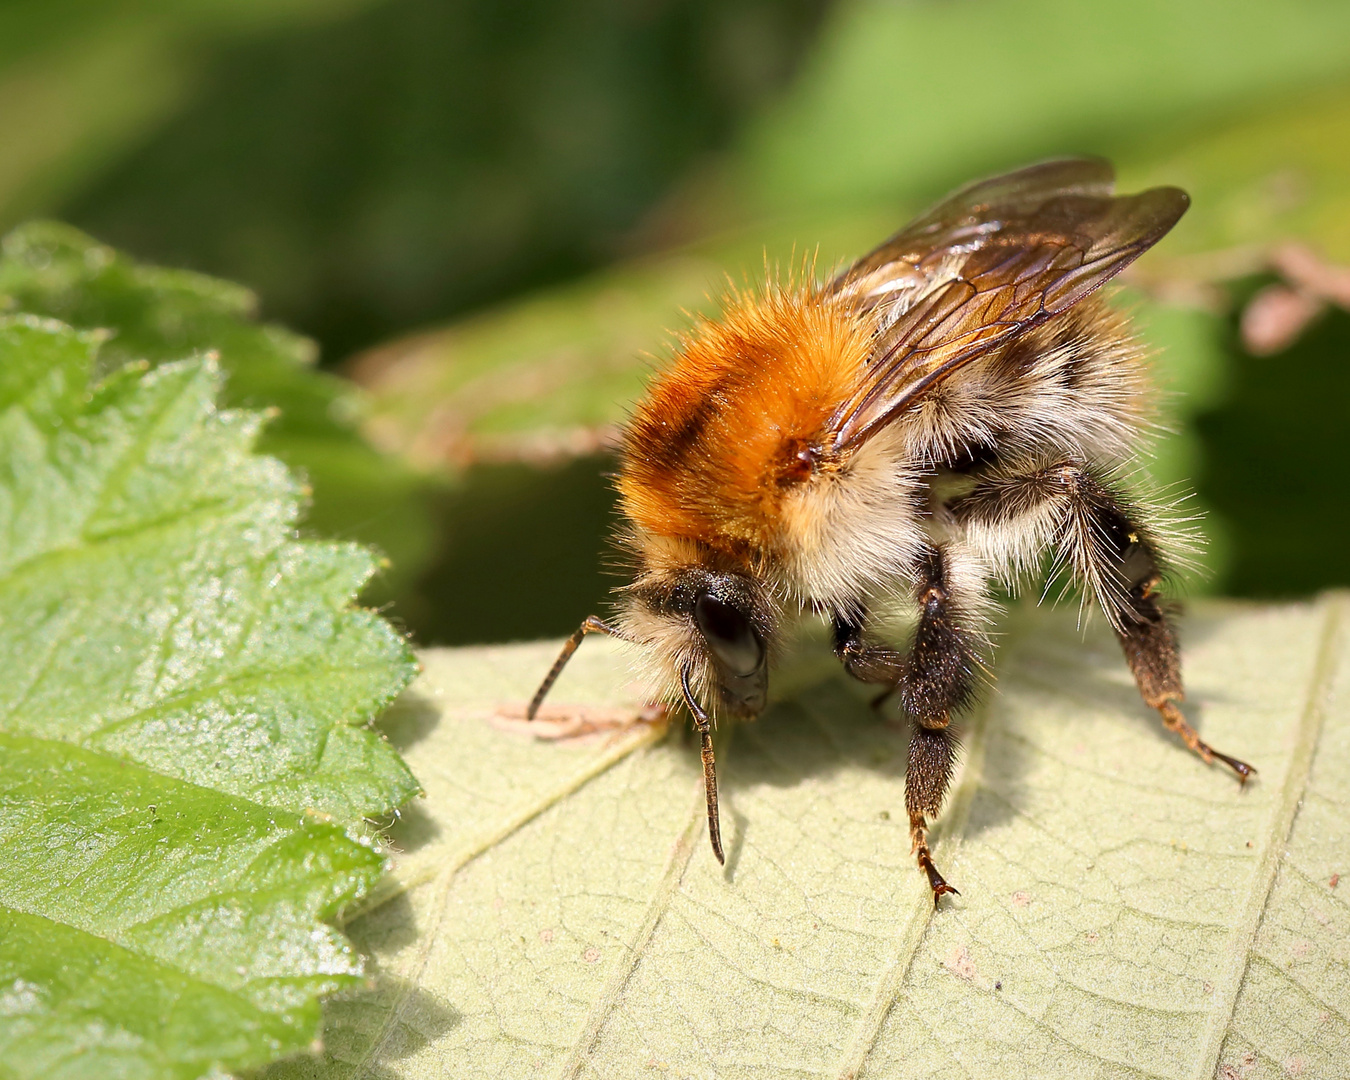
(256, 964), (461, 1080)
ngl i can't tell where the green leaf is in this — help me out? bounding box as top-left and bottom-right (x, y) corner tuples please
(263, 596), (1348, 1078)
(0, 316), (418, 1078)
(0, 735), (383, 1079)
(0, 221), (441, 605)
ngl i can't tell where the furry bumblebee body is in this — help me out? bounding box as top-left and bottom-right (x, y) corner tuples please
(618, 289), (1150, 635)
(530, 159), (1253, 901)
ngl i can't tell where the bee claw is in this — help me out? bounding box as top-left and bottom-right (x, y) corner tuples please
(930, 880), (959, 908)
(1214, 749), (1257, 784)
(919, 850), (959, 906)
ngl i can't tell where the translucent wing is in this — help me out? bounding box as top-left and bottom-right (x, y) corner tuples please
(825, 158), (1188, 450)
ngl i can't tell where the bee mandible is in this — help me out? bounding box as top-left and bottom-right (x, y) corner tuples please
(528, 158), (1254, 904)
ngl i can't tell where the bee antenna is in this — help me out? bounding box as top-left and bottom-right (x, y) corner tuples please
(680, 662), (725, 865)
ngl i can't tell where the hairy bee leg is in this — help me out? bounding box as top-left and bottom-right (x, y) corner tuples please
(527, 615), (623, 720)
(897, 544), (986, 730)
(898, 543), (989, 903)
(832, 611), (905, 718)
(953, 460), (1254, 782)
(832, 604), (962, 900)
(909, 816), (957, 904)
(834, 552), (987, 902)
(1057, 469), (1257, 783)
(908, 728), (960, 906)
(1115, 582), (1256, 783)
(680, 663), (725, 865)
(833, 610), (904, 685)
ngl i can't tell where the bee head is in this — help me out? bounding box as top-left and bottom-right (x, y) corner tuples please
(617, 539), (774, 720)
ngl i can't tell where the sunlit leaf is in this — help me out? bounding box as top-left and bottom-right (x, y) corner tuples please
(0, 317), (418, 1078)
(265, 597), (1348, 1078)
(0, 221), (441, 604)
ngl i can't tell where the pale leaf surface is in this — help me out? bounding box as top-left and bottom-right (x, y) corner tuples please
(265, 597), (1348, 1079)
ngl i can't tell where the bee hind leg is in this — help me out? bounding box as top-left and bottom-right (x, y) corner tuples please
(954, 459), (1255, 782)
(1033, 460), (1256, 784)
(1114, 582), (1256, 783)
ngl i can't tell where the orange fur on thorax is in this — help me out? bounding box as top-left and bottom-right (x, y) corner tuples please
(619, 285), (871, 557)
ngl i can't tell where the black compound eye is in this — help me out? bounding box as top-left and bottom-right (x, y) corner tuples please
(694, 593), (764, 676)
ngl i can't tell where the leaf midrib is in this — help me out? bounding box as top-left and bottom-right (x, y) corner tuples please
(0, 490), (263, 598)
(87, 658), (397, 743)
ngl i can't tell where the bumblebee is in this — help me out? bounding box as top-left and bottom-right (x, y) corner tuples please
(529, 159), (1253, 903)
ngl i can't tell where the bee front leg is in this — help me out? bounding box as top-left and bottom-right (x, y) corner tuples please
(679, 662), (725, 866)
(527, 615), (623, 719)
(832, 609), (904, 709)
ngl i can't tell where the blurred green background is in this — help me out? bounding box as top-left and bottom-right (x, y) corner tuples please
(5, 0), (1348, 644)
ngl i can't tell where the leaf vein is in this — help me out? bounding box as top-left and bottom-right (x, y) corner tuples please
(1193, 595), (1347, 1080)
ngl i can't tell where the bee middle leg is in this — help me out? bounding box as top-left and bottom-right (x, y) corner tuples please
(834, 543), (988, 904)
(907, 724), (961, 903)
(899, 543), (990, 904)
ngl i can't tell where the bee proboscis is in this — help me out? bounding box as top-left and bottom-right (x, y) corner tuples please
(528, 158), (1254, 904)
